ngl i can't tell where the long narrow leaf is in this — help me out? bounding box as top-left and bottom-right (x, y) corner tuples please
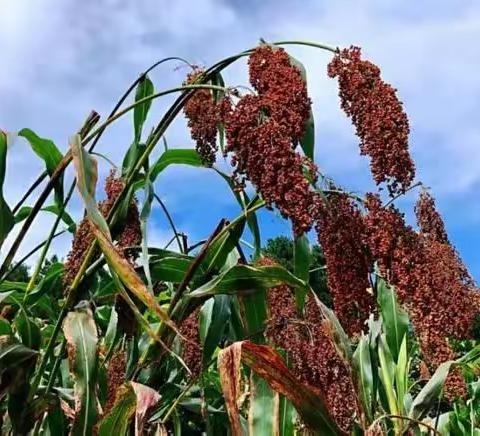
(18, 128), (64, 204)
(63, 308), (99, 436)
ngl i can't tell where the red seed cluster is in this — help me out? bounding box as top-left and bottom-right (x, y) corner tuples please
(415, 191), (449, 244)
(179, 308), (202, 378)
(328, 47), (414, 196)
(117, 202), (141, 263)
(64, 171), (141, 288)
(363, 193), (478, 396)
(262, 257), (358, 432)
(416, 191), (474, 286)
(225, 46), (318, 236)
(104, 349), (126, 415)
(249, 45), (311, 141)
(63, 218), (96, 288)
(183, 68), (220, 166)
(315, 193), (374, 336)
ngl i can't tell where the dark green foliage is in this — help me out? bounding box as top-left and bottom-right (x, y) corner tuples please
(4, 263), (30, 282)
(262, 236), (332, 307)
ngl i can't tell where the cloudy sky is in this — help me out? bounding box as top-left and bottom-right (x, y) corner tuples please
(1, 0), (480, 278)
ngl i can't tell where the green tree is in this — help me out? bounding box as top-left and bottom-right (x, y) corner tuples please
(262, 236), (332, 307)
(4, 263), (30, 282)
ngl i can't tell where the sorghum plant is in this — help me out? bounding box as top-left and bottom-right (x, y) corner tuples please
(0, 37), (477, 436)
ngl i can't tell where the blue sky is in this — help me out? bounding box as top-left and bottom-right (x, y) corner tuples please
(1, 0), (480, 278)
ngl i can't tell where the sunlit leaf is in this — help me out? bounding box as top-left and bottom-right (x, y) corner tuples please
(133, 75), (154, 143)
(377, 278), (409, 361)
(14, 204), (76, 232)
(199, 295), (231, 364)
(189, 264), (307, 300)
(248, 372), (280, 436)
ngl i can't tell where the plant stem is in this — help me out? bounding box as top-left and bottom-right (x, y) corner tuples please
(169, 219), (226, 312)
(12, 172), (47, 214)
(82, 84), (230, 145)
(154, 193), (183, 253)
(23, 183), (76, 301)
(2, 230), (66, 280)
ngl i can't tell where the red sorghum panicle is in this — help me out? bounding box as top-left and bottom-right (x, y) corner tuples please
(262, 257), (358, 432)
(249, 45), (311, 141)
(225, 46), (318, 235)
(104, 349), (126, 415)
(315, 193), (374, 336)
(179, 308), (202, 378)
(416, 191), (474, 286)
(363, 193), (475, 396)
(117, 201), (141, 263)
(415, 191), (448, 244)
(63, 218), (96, 288)
(184, 68), (219, 166)
(328, 47), (414, 195)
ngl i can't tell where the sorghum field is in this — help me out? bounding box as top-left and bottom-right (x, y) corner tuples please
(0, 40), (478, 435)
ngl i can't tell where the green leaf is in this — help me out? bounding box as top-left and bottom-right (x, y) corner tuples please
(286, 54), (314, 160)
(353, 334), (374, 422)
(378, 334), (399, 417)
(14, 310), (41, 350)
(25, 262), (64, 307)
(0, 319), (12, 335)
(189, 264), (307, 300)
(133, 75), (154, 143)
(63, 308), (99, 436)
(0, 132), (14, 248)
(149, 256), (203, 283)
(409, 360), (453, 421)
(148, 149), (204, 185)
(300, 110), (315, 161)
(139, 177), (155, 291)
(199, 295), (231, 364)
(238, 289), (268, 342)
(97, 383), (136, 435)
(377, 278), (409, 361)
(70, 134), (109, 236)
(0, 342), (37, 374)
(395, 335), (409, 415)
(202, 219), (245, 274)
(215, 169), (261, 259)
(97, 381), (161, 435)
(15, 204), (76, 232)
(248, 372), (280, 436)
(18, 128), (64, 204)
(104, 306), (118, 352)
(293, 234), (310, 311)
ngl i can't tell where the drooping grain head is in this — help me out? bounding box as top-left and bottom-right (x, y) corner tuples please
(224, 45), (319, 236)
(328, 47), (414, 196)
(183, 68), (220, 166)
(315, 192), (374, 337)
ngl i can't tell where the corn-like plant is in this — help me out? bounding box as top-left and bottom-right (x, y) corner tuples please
(0, 39), (478, 435)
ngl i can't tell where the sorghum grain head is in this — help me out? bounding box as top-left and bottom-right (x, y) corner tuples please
(315, 193), (374, 336)
(183, 68), (219, 166)
(328, 47), (414, 195)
